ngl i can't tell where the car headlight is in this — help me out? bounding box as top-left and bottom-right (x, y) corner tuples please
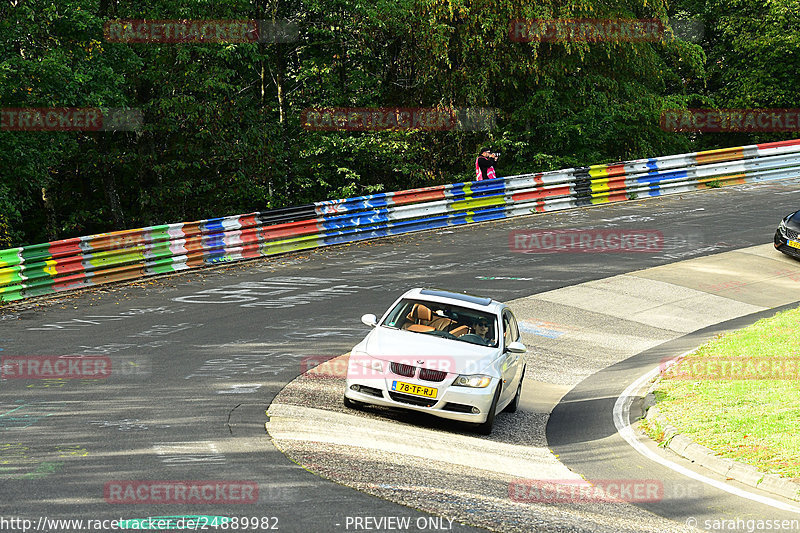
(452, 375), (492, 388)
(777, 218), (788, 237)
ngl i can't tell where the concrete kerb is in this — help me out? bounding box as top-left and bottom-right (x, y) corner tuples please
(642, 380), (800, 502)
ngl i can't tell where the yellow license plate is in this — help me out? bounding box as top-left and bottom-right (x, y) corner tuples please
(392, 381), (437, 398)
(789, 240), (800, 249)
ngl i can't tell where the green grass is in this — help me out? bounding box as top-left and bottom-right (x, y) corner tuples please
(652, 306), (800, 479)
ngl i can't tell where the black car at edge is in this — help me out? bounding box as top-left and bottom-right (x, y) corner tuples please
(774, 210), (800, 259)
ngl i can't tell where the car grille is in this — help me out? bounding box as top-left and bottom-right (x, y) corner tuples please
(388, 391), (436, 407)
(391, 362), (416, 377)
(787, 227), (800, 241)
(419, 368), (446, 382)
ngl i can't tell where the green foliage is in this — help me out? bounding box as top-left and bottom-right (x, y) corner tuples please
(671, 0), (800, 148)
(0, 0), (796, 247)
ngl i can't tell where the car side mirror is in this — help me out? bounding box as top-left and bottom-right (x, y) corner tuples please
(506, 341), (527, 354)
(361, 314), (378, 327)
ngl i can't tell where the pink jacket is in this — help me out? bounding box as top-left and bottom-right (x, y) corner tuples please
(475, 156), (497, 181)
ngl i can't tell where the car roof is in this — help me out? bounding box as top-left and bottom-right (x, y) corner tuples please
(402, 288), (504, 312)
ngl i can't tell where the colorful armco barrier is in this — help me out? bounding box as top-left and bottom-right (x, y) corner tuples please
(2, 138), (800, 302)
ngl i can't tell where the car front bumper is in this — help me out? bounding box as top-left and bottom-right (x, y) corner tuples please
(344, 375), (499, 424)
(774, 228), (800, 260)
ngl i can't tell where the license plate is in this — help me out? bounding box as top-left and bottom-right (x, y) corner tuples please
(392, 381), (437, 398)
(789, 240), (800, 250)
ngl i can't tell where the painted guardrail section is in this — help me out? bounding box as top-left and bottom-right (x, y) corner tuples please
(2, 138), (800, 302)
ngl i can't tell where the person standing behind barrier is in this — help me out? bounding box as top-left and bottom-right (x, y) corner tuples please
(475, 147), (498, 181)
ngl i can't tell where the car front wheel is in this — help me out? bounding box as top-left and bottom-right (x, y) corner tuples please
(474, 382), (501, 435)
(343, 394), (362, 409)
(503, 365), (525, 414)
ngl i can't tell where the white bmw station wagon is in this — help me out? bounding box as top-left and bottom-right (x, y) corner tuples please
(343, 288), (527, 434)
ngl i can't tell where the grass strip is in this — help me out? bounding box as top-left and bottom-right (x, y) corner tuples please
(649, 306), (800, 479)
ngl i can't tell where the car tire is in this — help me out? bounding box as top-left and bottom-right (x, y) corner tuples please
(503, 365), (525, 414)
(343, 394), (361, 410)
(474, 382), (501, 435)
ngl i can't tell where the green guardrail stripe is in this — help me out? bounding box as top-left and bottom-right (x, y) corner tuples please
(0, 248), (22, 268)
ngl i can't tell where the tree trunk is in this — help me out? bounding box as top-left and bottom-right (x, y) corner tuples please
(41, 187), (57, 241)
(255, 0), (292, 204)
(97, 135), (125, 229)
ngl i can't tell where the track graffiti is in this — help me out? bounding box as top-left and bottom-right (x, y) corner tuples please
(184, 352), (299, 380)
(0, 402), (62, 431)
(153, 441), (226, 465)
(172, 277), (378, 308)
(1, 443), (88, 480)
(26, 307), (186, 331)
(90, 419), (171, 431)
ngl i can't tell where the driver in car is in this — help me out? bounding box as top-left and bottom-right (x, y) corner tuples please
(474, 317), (493, 342)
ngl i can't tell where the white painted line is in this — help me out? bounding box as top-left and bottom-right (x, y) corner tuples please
(613, 350), (800, 514)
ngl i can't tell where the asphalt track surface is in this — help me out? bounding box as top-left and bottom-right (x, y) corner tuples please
(1, 180), (799, 532)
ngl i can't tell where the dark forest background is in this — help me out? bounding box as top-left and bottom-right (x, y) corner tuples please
(1, 0), (798, 247)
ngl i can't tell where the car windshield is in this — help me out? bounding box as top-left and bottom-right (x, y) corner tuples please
(381, 298), (498, 347)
